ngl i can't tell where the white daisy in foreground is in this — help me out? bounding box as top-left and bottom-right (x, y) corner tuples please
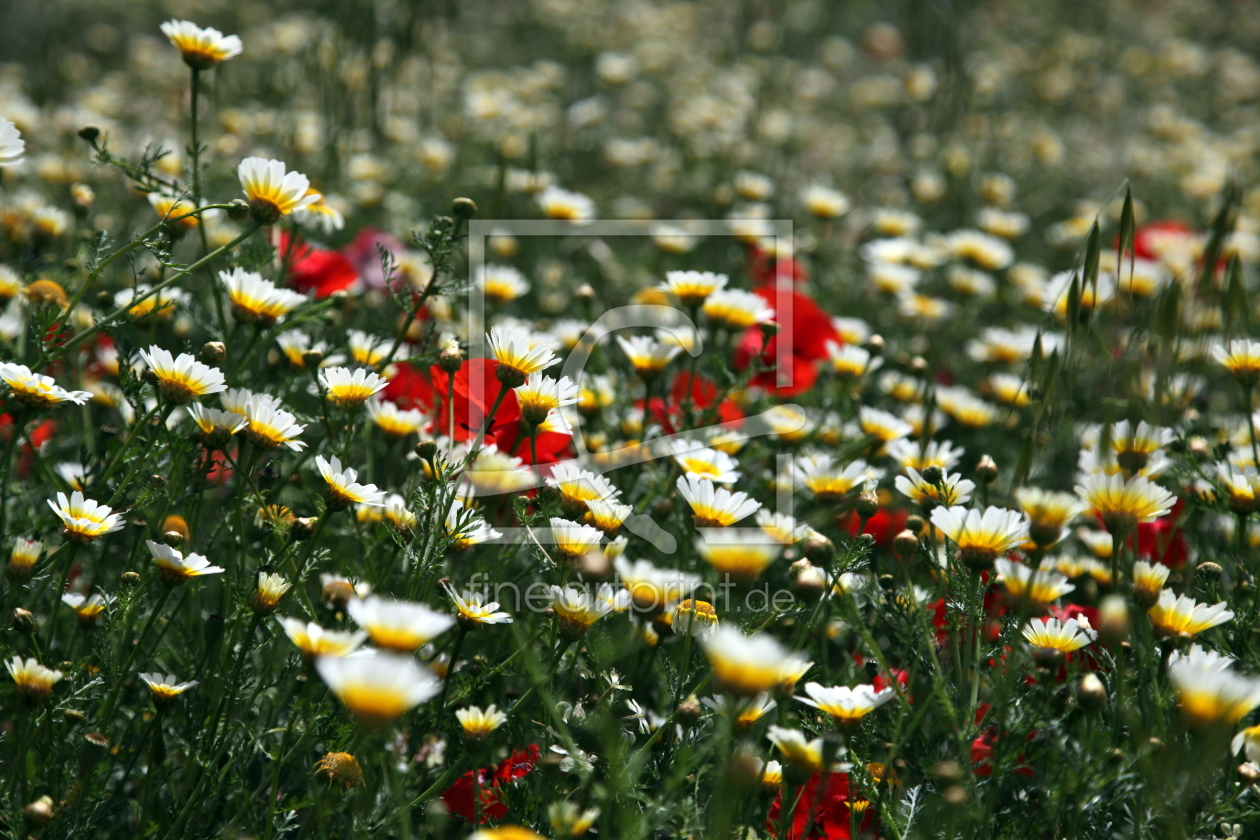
(138, 346), (227, 404)
(1021, 616), (1095, 654)
(6, 656), (63, 702)
(242, 394), (306, 450)
(319, 366), (387, 410)
(1169, 645), (1260, 727)
(276, 617), (367, 658)
(160, 19), (243, 68)
(702, 288), (775, 331)
(514, 373), (579, 426)
(0, 362), (92, 409)
(487, 325), (559, 385)
(456, 704), (508, 740)
(1148, 589), (1233, 638)
(140, 673), (199, 704)
(146, 540), (225, 586)
(49, 492), (124, 543)
(702, 626), (812, 697)
(316, 650), (442, 722)
(795, 681), (894, 723)
(1074, 472), (1176, 536)
(346, 596), (455, 652)
(930, 505), (1029, 569)
(316, 455), (385, 510)
(676, 475), (761, 527)
(187, 403), (247, 447)
(220, 267), (306, 324)
(237, 157), (320, 223)
(550, 517), (605, 565)
(0, 118), (24, 167)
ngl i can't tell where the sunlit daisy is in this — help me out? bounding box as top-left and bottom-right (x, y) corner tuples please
(241, 394), (307, 450)
(766, 725), (824, 772)
(895, 467), (975, 509)
(477, 265), (530, 303)
(0, 362), (92, 409)
(702, 626), (812, 697)
(367, 398), (426, 439)
(671, 440), (740, 484)
(1074, 473), (1176, 536)
(995, 558), (1074, 608)
(160, 19), (242, 68)
(796, 681), (894, 724)
(659, 271), (728, 307)
(6, 656), (64, 702)
(62, 592), (110, 625)
(1169, 645), (1260, 728)
(1132, 560), (1171, 605)
(537, 186), (595, 222)
(316, 455), (385, 510)
(1214, 339), (1260, 386)
(930, 505), (1029, 569)
(1021, 616), (1095, 654)
(276, 617), (367, 658)
(695, 533), (780, 583)
(347, 596), (454, 652)
(316, 650), (442, 722)
(703, 288), (775, 331)
(488, 325), (559, 386)
(147, 540), (225, 586)
(237, 157), (320, 223)
(614, 557), (700, 613)
(291, 190), (345, 234)
(676, 475), (761, 527)
(252, 572), (292, 615)
(793, 454), (875, 503)
(616, 334), (683, 379)
(48, 491), (124, 543)
(1148, 590), (1233, 638)
(442, 581), (512, 627)
(140, 673), (199, 704)
(550, 583), (623, 637)
(220, 267), (306, 324)
(456, 704), (508, 740)
(138, 346), (226, 404)
(1015, 487), (1085, 549)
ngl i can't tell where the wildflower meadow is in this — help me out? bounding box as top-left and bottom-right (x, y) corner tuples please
(3, 1), (1260, 838)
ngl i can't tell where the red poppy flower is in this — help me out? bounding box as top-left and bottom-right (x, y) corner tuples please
(646, 371), (744, 434)
(1129, 220), (1195, 261)
(750, 246), (808, 285)
(734, 284), (838, 397)
(342, 228), (407, 290)
(0, 414), (57, 479)
(432, 359), (572, 466)
(841, 507), (908, 549)
(1136, 498), (1188, 569)
(441, 745), (539, 824)
(766, 771), (875, 839)
(282, 231), (359, 298)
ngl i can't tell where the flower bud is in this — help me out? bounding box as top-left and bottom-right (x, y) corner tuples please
(893, 529), (920, 559)
(226, 199), (250, 221)
(438, 343), (464, 374)
(301, 349), (325, 369)
(451, 197), (478, 218)
(905, 514), (925, 534)
(1078, 673), (1107, 710)
(802, 531), (835, 566)
(77, 125), (101, 143)
(855, 490), (880, 520)
(198, 341), (227, 366)
(322, 579), (356, 610)
(120, 571), (142, 588)
(790, 559), (826, 600)
(1197, 561), (1223, 580)
(11, 607), (35, 633)
(1098, 594), (1129, 647)
(414, 439), (438, 460)
(864, 334), (885, 356)
(919, 464), (943, 486)
(676, 695), (703, 723)
(976, 454), (999, 484)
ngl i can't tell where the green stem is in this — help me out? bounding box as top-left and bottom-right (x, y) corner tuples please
(99, 584), (173, 728)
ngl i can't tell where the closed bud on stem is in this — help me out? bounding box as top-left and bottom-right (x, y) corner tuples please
(77, 125), (101, 143)
(301, 349), (325, 369)
(976, 454), (999, 484)
(199, 341), (227, 365)
(322, 579), (355, 610)
(864, 334), (885, 356)
(120, 571), (142, 588)
(905, 514), (925, 534)
(919, 465), (943, 486)
(1197, 561), (1223, 580)
(226, 199), (250, 221)
(12, 607), (35, 633)
(802, 531), (835, 566)
(1078, 673), (1107, 710)
(160, 530), (185, 547)
(855, 490), (880, 520)
(789, 559), (826, 600)
(451, 197), (478, 218)
(414, 439), (438, 461)
(438, 343), (464, 374)
(894, 529), (920, 559)
(575, 284), (596, 301)
(676, 695), (703, 723)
